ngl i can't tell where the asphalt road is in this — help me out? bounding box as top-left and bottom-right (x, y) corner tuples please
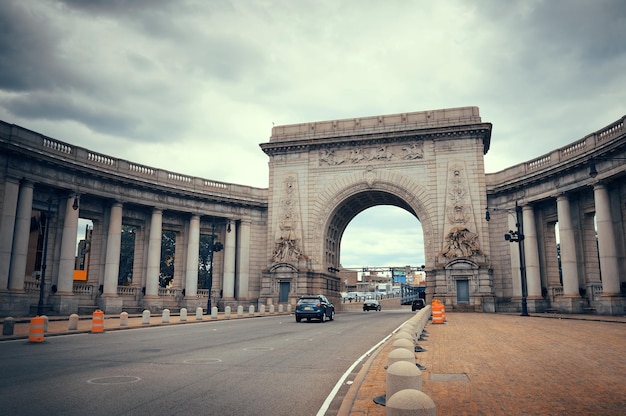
(0, 308), (413, 416)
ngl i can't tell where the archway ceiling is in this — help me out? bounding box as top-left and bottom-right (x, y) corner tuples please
(331, 190), (418, 239)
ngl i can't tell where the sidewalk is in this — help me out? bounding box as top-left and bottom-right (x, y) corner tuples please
(339, 312), (626, 416)
(3, 311), (626, 415)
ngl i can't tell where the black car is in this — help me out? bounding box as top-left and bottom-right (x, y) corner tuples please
(295, 295), (335, 322)
(363, 299), (381, 311)
(411, 299), (425, 311)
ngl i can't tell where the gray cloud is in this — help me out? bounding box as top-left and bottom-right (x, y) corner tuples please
(1, 0), (624, 267)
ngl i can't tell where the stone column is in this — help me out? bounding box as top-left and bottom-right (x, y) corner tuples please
(184, 215), (200, 298)
(145, 209), (162, 298)
(556, 194), (579, 297)
(236, 220), (250, 300)
(7, 180), (34, 292)
(594, 184), (620, 295)
(522, 205), (542, 298)
(0, 177), (20, 290)
(56, 195), (80, 294)
(222, 220), (236, 300)
(100, 202), (123, 313)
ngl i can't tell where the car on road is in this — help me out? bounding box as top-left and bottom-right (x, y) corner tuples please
(295, 295), (335, 322)
(411, 299), (425, 311)
(363, 299), (381, 311)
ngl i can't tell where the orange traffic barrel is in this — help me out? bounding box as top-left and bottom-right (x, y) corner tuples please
(431, 302), (444, 324)
(28, 316), (45, 343)
(91, 310), (104, 333)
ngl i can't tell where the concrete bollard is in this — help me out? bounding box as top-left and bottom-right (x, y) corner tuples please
(2, 317), (14, 336)
(120, 312), (128, 326)
(42, 315), (49, 333)
(142, 309), (151, 324)
(287, 303), (292, 313)
(387, 348), (415, 367)
(269, 304), (275, 314)
(392, 338), (415, 352)
(278, 304), (284, 313)
(394, 332), (414, 344)
(237, 305), (243, 317)
(68, 314), (79, 330)
(225, 306), (231, 319)
(180, 308), (187, 321)
(387, 361), (422, 397)
(386, 389), (436, 416)
(249, 305), (255, 316)
(211, 306), (218, 319)
(196, 307), (203, 320)
(259, 304), (266, 314)
(162, 309), (170, 323)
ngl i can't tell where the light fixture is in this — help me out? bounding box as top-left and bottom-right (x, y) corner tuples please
(589, 158), (598, 178)
(72, 195), (80, 210)
(227, 222), (231, 233)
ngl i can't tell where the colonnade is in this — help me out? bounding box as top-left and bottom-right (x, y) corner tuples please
(499, 182), (622, 315)
(0, 177), (253, 315)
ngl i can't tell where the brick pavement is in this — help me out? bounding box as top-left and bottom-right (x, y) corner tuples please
(339, 312), (626, 416)
(3, 311), (626, 415)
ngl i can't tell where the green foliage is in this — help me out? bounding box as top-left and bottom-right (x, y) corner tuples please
(118, 225), (136, 285)
(160, 230), (176, 287)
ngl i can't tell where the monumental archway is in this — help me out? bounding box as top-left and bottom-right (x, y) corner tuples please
(260, 107), (496, 311)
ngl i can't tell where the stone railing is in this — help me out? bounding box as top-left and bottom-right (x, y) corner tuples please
(0, 121), (268, 204)
(589, 284), (603, 301)
(117, 286), (139, 297)
(551, 287), (564, 300)
(158, 287), (183, 298)
(486, 115), (626, 186)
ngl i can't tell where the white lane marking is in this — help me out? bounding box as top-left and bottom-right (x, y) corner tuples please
(316, 322), (405, 416)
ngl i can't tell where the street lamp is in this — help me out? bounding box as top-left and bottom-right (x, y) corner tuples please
(37, 195), (79, 316)
(486, 201), (529, 316)
(206, 220), (223, 313)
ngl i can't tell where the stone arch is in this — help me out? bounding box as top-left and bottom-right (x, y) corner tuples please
(311, 168), (435, 271)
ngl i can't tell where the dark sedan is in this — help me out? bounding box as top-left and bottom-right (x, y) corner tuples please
(295, 295), (335, 322)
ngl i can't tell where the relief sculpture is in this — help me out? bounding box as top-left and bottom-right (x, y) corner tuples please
(318, 142), (424, 166)
(272, 176), (304, 264)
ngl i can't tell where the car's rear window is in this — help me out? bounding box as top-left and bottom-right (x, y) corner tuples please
(298, 298), (319, 305)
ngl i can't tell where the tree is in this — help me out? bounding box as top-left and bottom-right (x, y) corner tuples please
(118, 225), (136, 285)
(159, 230), (176, 287)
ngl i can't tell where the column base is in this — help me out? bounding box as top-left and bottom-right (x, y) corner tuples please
(526, 297), (549, 313)
(183, 297), (206, 312)
(218, 299), (240, 312)
(0, 292), (31, 317)
(51, 294), (79, 315)
(551, 296), (584, 314)
(595, 295), (625, 316)
(142, 296), (164, 314)
(97, 296), (124, 314)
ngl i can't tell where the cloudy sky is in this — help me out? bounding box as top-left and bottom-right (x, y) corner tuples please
(1, 0), (625, 270)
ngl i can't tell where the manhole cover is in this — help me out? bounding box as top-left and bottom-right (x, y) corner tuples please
(87, 376), (141, 385)
(430, 373), (470, 382)
(183, 358), (222, 365)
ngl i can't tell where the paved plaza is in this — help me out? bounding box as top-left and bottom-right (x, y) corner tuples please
(340, 312), (626, 415)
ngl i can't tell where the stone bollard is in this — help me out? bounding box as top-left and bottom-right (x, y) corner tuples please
(42, 315), (49, 333)
(386, 389), (436, 416)
(278, 304), (284, 313)
(387, 361), (422, 398)
(392, 338), (415, 352)
(211, 306), (218, 320)
(260, 304), (266, 314)
(269, 304), (275, 314)
(120, 312), (128, 326)
(162, 309), (170, 323)
(180, 308), (187, 321)
(196, 307), (203, 320)
(387, 348), (415, 367)
(142, 309), (151, 324)
(67, 313), (79, 330)
(225, 306), (231, 319)
(287, 303), (292, 313)
(237, 305), (243, 317)
(249, 305), (255, 316)
(394, 332), (414, 344)
(2, 317), (14, 336)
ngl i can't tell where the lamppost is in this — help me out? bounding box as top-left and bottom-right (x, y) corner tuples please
(486, 201), (529, 316)
(206, 220), (223, 313)
(37, 195), (79, 316)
